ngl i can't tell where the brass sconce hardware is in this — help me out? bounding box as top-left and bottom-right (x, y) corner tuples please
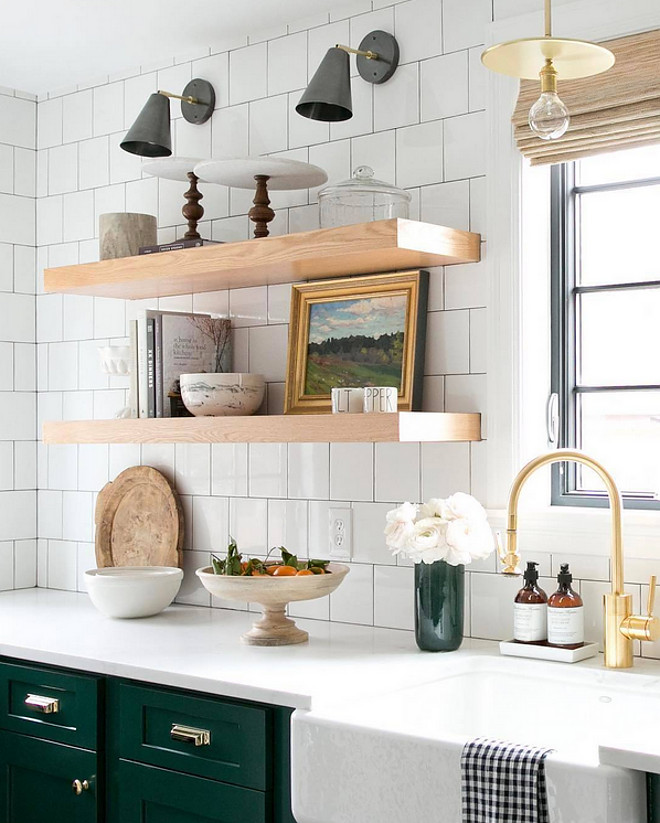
(297, 30), (399, 122)
(121, 78), (216, 157)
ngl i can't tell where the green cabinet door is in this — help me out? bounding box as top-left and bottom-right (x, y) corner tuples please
(0, 731), (98, 823)
(113, 760), (267, 823)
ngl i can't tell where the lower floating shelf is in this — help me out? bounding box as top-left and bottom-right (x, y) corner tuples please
(42, 412), (481, 445)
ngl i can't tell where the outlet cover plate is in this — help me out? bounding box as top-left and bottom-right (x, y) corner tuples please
(329, 507), (352, 561)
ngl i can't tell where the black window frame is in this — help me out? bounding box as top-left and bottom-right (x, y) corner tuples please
(550, 161), (660, 510)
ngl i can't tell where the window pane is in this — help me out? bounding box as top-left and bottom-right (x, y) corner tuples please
(578, 391), (660, 496)
(577, 144), (660, 187)
(579, 289), (660, 386)
(579, 186), (660, 285)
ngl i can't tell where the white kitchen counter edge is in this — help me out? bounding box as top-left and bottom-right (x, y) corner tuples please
(0, 588), (502, 710)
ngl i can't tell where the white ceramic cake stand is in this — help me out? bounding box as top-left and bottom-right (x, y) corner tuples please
(142, 156), (207, 240)
(194, 157), (327, 238)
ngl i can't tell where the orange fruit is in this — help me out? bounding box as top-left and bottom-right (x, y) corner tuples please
(296, 569), (314, 576)
(251, 571), (268, 576)
(271, 565), (297, 577)
(265, 565), (279, 575)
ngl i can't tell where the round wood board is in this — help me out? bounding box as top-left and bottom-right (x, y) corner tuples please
(95, 466), (183, 569)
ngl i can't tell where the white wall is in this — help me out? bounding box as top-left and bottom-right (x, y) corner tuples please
(2, 0), (654, 657)
(0, 87), (37, 591)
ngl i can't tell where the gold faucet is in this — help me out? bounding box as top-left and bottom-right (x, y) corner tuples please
(502, 449), (659, 669)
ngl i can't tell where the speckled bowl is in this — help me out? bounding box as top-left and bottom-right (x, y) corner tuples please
(180, 372), (265, 416)
(196, 563), (350, 645)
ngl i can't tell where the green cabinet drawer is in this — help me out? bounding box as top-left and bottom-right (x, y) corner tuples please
(115, 682), (269, 790)
(113, 760), (266, 823)
(0, 661), (99, 749)
(0, 730), (99, 823)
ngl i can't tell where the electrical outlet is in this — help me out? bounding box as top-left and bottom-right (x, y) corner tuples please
(328, 507), (352, 561)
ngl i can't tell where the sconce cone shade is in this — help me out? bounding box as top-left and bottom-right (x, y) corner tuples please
(296, 47), (352, 122)
(120, 93), (172, 157)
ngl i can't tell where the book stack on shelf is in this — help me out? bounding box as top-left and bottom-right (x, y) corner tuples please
(130, 311), (231, 418)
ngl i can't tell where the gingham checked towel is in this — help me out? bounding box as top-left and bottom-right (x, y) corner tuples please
(461, 738), (554, 823)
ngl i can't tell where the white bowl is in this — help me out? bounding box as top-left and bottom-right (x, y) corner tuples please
(180, 373), (265, 417)
(85, 566), (183, 619)
(196, 563), (349, 645)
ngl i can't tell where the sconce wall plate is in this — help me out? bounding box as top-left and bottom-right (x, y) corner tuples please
(181, 79), (215, 124)
(356, 31), (399, 84)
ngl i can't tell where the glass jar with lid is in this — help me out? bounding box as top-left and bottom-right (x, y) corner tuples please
(318, 165), (411, 228)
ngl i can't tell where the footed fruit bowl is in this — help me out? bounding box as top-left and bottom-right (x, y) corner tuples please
(196, 563), (349, 645)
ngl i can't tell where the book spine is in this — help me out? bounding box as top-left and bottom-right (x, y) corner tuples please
(154, 314), (163, 418)
(136, 312), (149, 419)
(129, 320), (139, 418)
(146, 317), (156, 419)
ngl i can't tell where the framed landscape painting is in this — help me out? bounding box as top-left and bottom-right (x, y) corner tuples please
(284, 270), (428, 414)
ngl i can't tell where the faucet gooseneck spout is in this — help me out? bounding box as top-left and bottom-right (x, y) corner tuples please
(502, 449), (658, 669)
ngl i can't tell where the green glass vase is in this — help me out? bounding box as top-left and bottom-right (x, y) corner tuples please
(414, 560), (464, 652)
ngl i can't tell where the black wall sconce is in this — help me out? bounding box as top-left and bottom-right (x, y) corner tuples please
(296, 30), (399, 122)
(121, 79), (216, 157)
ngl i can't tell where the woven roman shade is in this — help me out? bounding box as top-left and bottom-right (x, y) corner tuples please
(513, 29), (660, 165)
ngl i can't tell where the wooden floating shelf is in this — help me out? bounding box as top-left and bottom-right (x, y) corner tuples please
(44, 219), (481, 300)
(42, 413), (481, 445)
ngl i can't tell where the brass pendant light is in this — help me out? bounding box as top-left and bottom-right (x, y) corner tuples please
(481, 0), (615, 140)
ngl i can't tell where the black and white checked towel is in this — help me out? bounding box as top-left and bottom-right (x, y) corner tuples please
(461, 738), (554, 823)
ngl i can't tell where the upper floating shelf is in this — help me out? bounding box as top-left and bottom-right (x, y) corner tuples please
(44, 219), (481, 300)
(42, 412), (481, 445)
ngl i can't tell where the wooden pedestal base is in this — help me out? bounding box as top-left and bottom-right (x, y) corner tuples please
(248, 175), (275, 239)
(241, 604), (309, 646)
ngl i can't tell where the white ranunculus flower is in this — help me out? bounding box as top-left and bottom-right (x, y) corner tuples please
(405, 517), (448, 558)
(384, 502), (418, 552)
(446, 517), (494, 560)
(443, 543), (474, 566)
(418, 497), (445, 519)
(442, 492), (488, 523)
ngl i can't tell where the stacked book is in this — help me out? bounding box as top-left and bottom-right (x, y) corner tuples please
(130, 311), (231, 418)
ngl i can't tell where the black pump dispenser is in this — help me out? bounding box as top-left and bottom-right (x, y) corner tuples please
(524, 561), (540, 584)
(557, 563), (573, 586)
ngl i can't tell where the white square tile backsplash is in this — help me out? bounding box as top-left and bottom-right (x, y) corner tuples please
(0, 2), (645, 652)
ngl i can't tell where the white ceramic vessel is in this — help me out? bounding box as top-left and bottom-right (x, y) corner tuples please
(292, 654), (647, 823)
(180, 372), (265, 416)
(85, 566), (183, 619)
(196, 563), (349, 645)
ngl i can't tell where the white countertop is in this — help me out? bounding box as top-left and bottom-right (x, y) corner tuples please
(0, 588), (498, 710)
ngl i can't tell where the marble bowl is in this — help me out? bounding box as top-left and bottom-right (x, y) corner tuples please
(196, 563), (350, 645)
(180, 373), (265, 416)
(85, 566), (183, 619)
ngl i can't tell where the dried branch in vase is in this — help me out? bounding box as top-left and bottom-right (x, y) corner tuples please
(189, 315), (232, 373)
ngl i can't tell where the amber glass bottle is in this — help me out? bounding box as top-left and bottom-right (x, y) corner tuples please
(547, 563), (584, 649)
(513, 561), (548, 643)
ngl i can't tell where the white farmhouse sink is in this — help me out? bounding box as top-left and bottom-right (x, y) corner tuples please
(292, 654), (652, 823)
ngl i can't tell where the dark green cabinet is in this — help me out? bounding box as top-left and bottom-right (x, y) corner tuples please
(114, 761), (266, 823)
(0, 731), (98, 823)
(0, 657), (296, 823)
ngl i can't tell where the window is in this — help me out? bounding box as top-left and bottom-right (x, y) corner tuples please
(551, 144), (660, 509)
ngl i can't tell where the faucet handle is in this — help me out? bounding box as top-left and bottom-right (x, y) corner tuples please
(648, 575), (657, 617)
(620, 575), (660, 643)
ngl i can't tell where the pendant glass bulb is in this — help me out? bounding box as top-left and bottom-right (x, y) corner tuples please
(528, 90), (569, 141)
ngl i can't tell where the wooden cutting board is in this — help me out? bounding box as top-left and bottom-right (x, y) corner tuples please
(95, 466), (184, 568)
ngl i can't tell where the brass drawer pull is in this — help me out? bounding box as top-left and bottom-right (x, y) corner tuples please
(72, 779), (90, 795)
(24, 693), (60, 714)
(170, 723), (211, 746)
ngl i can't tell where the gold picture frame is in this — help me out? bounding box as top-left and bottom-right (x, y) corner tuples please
(284, 270), (428, 415)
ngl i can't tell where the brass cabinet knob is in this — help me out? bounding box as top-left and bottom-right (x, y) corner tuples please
(620, 575), (660, 643)
(72, 779), (90, 796)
